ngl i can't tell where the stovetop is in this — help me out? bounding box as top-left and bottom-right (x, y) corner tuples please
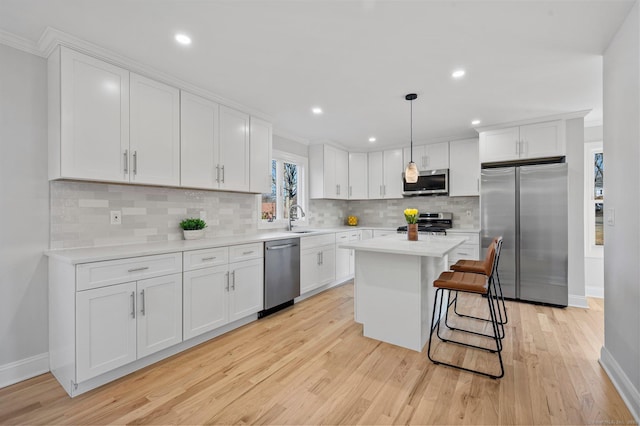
(397, 212), (453, 235)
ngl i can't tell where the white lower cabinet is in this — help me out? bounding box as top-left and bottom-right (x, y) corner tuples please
(76, 272), (182, 382)
(447, 232), (481, 267)
(183, 245), (263, 340)
(76, 282), (137, 382)
(335, 230), (360, 281)
(300, 234), (336, 294)
(136, 274), (183, 358)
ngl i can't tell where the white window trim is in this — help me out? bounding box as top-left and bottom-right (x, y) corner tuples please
(257, 149), (309, 230)
(584, 141), (603, 258)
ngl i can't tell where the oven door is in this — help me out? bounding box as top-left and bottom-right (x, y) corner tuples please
(403, 169), (448, 196)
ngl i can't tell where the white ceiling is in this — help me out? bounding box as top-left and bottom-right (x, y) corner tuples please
(0, 0), (634, 150)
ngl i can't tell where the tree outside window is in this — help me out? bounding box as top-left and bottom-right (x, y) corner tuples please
(261, 152), (305, 224)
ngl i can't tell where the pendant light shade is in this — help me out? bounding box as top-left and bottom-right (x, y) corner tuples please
(404, 93), (419, 183)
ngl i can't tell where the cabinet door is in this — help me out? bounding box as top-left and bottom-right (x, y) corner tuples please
(219, 106), (250, 191)
(383, 149), (404, 199)
(519, 120), (565, 159)
(449, 138), (480, 196)
(335, 232), (351, 281)
(183, 265), (229, 340)
(300, 249), (321, 294)
(249, 117), (273, 193)
(348, 153), (368, 199)
(137, 273), (183, 358)
(335, 148), (349, 199)
(367, 151), (384, 200)
(59, 47), (130, 182)
(318, 246), (336, 285)
(76, 282), (137, 382)
(228, 258), (264, 322)
(129, 73), (180, 186)
(181, 92), (219, 189)
(403, 145), (427, 170)
(322, 145), (338, 198)
(479, 127), (520, 163)
(424, 142), (449, 170)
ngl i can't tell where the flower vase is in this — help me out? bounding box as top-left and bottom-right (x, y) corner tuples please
(407, 223), (418, 241)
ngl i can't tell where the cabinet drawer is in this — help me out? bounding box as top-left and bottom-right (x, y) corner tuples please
(229, 243), (263, 263)
(448, 232), (479, 245)
(335, 231), (351, 243)
(301, 233), (336, 250)
(183, 247), (229, 271)
(77, 252), (182, 291)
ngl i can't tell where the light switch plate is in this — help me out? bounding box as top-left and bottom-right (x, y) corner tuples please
(606, 208), (615, 226)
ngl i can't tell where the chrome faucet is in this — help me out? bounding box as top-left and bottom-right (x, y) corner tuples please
(288, 204), (306, 231)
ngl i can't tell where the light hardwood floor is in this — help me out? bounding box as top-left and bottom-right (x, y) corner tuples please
(0, 282), (635, 425)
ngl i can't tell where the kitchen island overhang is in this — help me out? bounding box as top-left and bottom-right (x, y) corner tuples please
(340, 234), (466, 352)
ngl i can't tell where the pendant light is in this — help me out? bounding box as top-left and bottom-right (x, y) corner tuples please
(404, 93), (419, 183)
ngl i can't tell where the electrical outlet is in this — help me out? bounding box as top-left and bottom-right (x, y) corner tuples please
(606, 208), (615, 226)
(110, 211), (122, 225)
(466, 210), (472, 217)
(199, 211), (207, 221)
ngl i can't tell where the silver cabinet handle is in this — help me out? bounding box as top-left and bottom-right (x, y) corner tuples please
(231, 270), (235, 290)
(130, 291), (135, 318)
(133, 151), (138, 175)
(340, 235), (347, 239)
(320, 251), (324, 265)
(128, 266), (149, 273)
(349, 186), (352, 197)
(317, 252), (321, 265)
(225, 272), (230, 291)
(123, 150), (128, 174)
(201, 256), (216, 261)
(221, 165), (225, 183)
(216, 165), (220, 183)
(140, 289), (145, 316)
(242, 251), (253, 255)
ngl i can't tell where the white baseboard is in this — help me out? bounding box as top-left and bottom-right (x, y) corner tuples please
(586, 286), (605, 298)
(0, 352), (49, 389)
(599, 346), (640, 424)
(568, 294), (589, 308)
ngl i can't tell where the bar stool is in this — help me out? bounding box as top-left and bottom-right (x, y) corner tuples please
(451, 236), (507, 326)
(427, 242), (504, 379)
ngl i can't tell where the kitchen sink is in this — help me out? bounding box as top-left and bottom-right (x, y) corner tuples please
(289, 230), (314, 233)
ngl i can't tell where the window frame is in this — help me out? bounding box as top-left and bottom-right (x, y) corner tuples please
(584, 141), (603, 258)
(257, 149), (308, 230)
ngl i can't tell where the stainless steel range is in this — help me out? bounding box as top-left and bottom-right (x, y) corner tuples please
(397, 212), (453, 235)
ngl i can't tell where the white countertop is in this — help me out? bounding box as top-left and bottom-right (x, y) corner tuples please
(44, 225), (479, 264)
(339, 234), (467, 257)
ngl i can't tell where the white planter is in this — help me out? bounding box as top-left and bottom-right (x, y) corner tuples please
(183, 229), (205, 240)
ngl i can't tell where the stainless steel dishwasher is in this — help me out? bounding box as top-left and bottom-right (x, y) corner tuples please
(260, 238), (300, 318)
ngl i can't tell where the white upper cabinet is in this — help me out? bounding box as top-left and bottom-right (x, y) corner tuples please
(479, 120), (565, 163)
(130, 73), (180, 186)
(219, 106), (250, 192)
(403, 141), (449, 171)
(368, 149), (403, 199)
(180, 92), (219, 189)
(309, 144), (349, 199)
(51, 46), (130, 182)
(383, 148), (404, 199)
(348, 152), (368, 199)
(249, 117), (273, 194)
(449, 138), (480, 197)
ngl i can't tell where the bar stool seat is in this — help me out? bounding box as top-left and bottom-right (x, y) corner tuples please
(434, 271), (488, 294)
(450, 259), (486, 274)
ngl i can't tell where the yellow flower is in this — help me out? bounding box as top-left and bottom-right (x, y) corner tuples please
(404, 208), (419, 224)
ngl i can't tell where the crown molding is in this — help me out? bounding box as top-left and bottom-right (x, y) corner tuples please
(272, 128), (310, 145)
(36, 27), (272, 122)
(0, 29), (45, 57)
(475, 110), (592, 133)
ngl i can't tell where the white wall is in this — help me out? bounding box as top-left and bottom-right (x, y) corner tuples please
(601, 1), (640, 422)
(0, 44), (50, 386)
(273, 134), (308, 158)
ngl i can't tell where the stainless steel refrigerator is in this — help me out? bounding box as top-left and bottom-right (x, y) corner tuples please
(481, 162), (568, 306)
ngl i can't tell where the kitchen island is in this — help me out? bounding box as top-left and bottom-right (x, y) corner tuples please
(340, 234), (466, 352)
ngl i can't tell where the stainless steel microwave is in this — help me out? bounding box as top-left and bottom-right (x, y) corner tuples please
(402, 169), (449, 196)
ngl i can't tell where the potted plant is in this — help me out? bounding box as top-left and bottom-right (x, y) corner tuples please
(179, 218), (207, 240)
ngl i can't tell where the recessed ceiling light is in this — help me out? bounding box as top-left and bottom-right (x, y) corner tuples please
(452, 69), (466, 79)
(175, 33), (192, 45)
(312, 107), (323, 115)
(471, 119), (481, 125)
(368, 137), (376, 143)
